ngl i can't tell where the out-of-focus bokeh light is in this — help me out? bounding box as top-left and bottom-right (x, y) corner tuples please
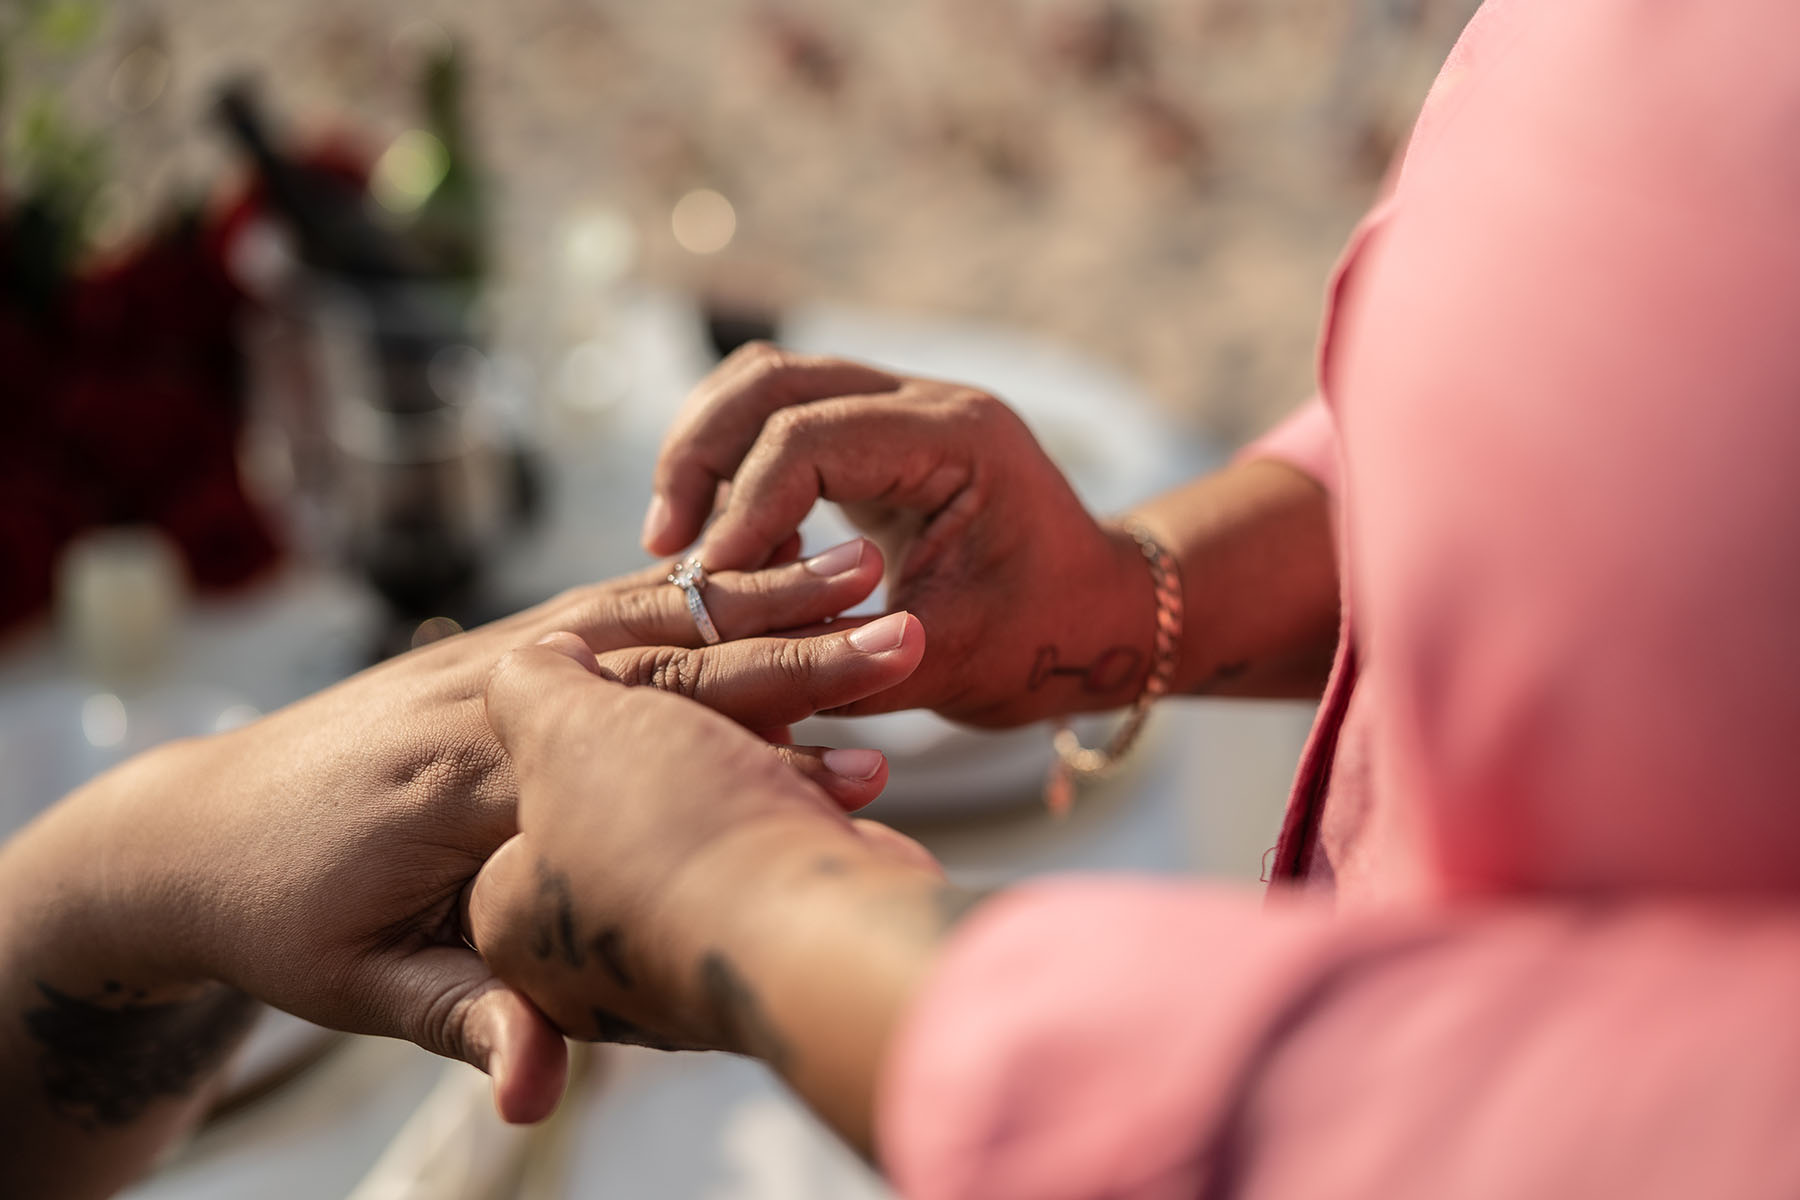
(108, 44), (170, 113)
(563, 209), (638, 287)
(410, 616), (464, 649)
(670, 188), (736, 255)
(372, 129), (450, 215)
(81, 693), (128, 748)
(212, 703), (262, 733)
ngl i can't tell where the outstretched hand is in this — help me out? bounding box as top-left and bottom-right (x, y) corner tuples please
(0, 539), (922, 1169)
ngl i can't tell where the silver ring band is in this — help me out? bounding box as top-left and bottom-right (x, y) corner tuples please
(667, 557), (722, 645)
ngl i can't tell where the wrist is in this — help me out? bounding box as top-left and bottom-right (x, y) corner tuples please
(5, 740), (223, 1001)
(661, 818), (949, 1142)
(1025, 520), (1162, 720)
(0, 744), (259, 1140)
(658, 819), (937, 1034)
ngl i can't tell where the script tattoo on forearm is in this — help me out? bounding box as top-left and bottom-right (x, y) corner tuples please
(1028, 645), (1145, 694)
(24, 980), (258, 1129)
(699, 952), (791, 1071)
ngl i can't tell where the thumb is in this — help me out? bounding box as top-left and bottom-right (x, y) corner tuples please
(369, 946), (569, 1124)
(484, 639), (624, 768)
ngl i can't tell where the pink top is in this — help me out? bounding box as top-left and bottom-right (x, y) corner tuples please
(878, 2), (1800, 1196)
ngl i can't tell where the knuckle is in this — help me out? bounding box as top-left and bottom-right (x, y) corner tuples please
(633, 645), (704, 700)
(732, 339), (788, 378)
(553, 582), (613, 632)
(769, 637), (819, 694)
(950, 386), (1003, 423)
(416, 976), (484, 1062)
(484, 647), (531, 707)
(762, 403), (814, 450)
(607, 585), (671, 645)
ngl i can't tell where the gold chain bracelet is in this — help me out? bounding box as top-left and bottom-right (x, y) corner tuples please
(1044, 518), (1184, 815)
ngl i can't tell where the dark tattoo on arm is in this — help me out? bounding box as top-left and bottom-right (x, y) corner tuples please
(699, 952), (791, 1071)
(1028, 645), (1145, 695)
(23, 981), (259, 1129)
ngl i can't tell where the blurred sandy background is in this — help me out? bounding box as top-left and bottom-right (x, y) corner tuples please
(18, 0), (1479, 442)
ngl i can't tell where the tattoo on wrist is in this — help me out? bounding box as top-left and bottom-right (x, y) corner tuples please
(699, 952), (791, 1071)
(24, 980), (258, 1129)
(1028, 645), (1145, 694)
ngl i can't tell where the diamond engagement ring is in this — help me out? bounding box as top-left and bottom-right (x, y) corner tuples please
(667, 556), (722, 645)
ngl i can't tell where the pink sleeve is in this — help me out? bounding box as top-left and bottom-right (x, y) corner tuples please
(884, 4), (1800, 1195)
(878, 880), (1800, 1200)
(1233, 398), (1341, 498)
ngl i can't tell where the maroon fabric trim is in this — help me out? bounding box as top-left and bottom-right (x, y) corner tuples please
(1268, 630), (1359, 885)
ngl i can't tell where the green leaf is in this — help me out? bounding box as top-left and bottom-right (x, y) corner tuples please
(31, 0), (103, 53)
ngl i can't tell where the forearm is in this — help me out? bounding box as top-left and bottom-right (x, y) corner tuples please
(711, 839), (961, 1152)
(0, 756), (256, 1199)
(554, 820), (964, 1158)
(1127, 457), (1339, 699)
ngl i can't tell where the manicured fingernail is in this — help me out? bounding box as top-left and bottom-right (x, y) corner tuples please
(640, 494), (670, 548)
(847, 612), (909, 653)
(823, 747), (884, 781)
(803, 538), (865, 577)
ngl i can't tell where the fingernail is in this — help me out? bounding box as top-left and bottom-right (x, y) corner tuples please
(640, 494), (670, 548)
(847, 612), (909, 653)
(803, 538), (865, 577)
(823, 747), (884, 781)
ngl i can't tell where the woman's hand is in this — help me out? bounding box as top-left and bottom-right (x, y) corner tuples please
(468, 635), (961, 1152)
(0, 541), (917, 1197)
(644, 342), (1160, 727)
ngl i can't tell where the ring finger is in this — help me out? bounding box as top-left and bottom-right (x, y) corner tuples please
(549, 537), (884, 652)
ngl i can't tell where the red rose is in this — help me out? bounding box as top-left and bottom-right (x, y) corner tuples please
(154, 469), (280, 590)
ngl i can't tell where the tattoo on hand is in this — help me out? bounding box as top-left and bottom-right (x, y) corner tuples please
(590, 927), (634, 991)
(24, 981), (258, 1129)
(531, 858), (638, 990)
(699, 952), (791, 1071)
(1028, 645), (1145, 694)
(530, 860), (586, 969)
